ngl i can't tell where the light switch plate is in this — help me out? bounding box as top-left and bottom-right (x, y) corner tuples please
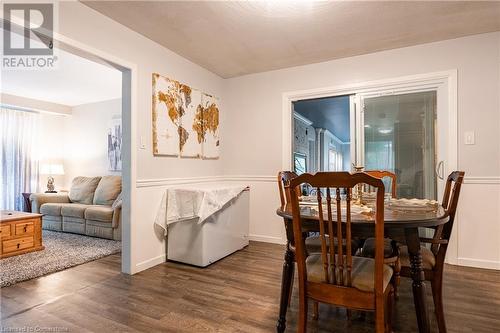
(140, 135), (146, 149)
(464, 131), (475, 145)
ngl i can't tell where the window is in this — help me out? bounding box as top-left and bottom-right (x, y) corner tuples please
(1, 108), (40, 210)
(293, 153), (307, 175)
(328, 148), (343, 171)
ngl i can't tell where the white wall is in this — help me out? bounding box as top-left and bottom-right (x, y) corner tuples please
(223, 32), (500, 269)
(37, 112), (67, 192)
(57, 3), (500, 271)
(63, 99), (121, 189)
(58, 2), (225, 273)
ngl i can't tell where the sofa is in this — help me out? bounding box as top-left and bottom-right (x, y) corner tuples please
(30, 176), (122, 240)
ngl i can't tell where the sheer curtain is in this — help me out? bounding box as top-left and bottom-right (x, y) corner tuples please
(1, 107), (40, 210)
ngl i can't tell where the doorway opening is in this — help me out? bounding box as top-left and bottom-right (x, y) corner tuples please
(293, 95), (352, 175)
(1, 20), (133, 275)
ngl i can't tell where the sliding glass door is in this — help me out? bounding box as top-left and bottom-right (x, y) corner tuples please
(349, 90), (442, 200)
(361, 92), (437, 199)
(293, 88), (447, 201)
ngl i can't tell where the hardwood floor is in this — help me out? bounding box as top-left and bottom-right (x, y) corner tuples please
(1, 241), (499, 332)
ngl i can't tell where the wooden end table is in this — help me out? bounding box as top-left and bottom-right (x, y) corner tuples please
(0, 210), (44, 258)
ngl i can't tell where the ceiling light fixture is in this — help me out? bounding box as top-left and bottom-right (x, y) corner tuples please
(378, 128), (393, 135)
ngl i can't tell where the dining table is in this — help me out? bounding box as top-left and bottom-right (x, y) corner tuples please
(275, 201), (449, 333)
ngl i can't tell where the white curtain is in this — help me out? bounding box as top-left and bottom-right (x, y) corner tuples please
(1, 108), (40, 210)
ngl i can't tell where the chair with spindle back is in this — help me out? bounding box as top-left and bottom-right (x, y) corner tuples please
(277, 171), (331, 320)
(287, 172), (394, 333)
(277, 171), (362, 321)
(361, 170), (401, 297)
(278, 171), (360, 256)
(399, 171), (465, 333)
(364, 170), (397, 198)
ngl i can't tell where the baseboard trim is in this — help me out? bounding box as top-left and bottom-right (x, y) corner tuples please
(456, 257), (500, 270)
(134, 254), (166, 273)
(249, 234), (286, 245)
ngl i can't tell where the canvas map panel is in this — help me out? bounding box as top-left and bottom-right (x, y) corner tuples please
(152, 73), (220, 159)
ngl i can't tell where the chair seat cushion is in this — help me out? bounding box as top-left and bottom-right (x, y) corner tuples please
(400, 245), (436, 270)
(305, 236), (360, 254)
(84, 205), (114, 223)
(306, 254), (393, 292)
(61, 203), (89, 218)
(40, 203), (64, 216)
(360, 238), (397, 258)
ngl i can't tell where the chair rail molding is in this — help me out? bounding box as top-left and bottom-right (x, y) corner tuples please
(136, 175), (500, 187)
(463, 176), (500, 184)
(136, 175), (276, 188)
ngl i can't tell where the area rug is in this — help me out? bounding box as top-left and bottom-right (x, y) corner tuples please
(0, 230), (121, 288)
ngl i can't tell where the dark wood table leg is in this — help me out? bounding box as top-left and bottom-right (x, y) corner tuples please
(277, 243), (295, 333)
(405, 227), (430, 333)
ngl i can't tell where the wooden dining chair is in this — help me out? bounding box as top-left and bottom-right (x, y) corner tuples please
(360, 170), (401, 297)
(365, 170), (397, 198)
(287, 172), (394, 333)
(278, 171), (331, 319)
(277, 171), (362, 320)
(399, 171), (465, 333)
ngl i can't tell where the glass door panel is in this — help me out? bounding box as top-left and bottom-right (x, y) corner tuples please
(362, 92), (437, 199)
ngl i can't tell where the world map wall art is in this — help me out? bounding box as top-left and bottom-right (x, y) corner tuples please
(152, 73), (220, 159)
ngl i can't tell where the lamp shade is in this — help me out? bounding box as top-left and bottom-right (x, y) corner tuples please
(40, 163), (65, 175)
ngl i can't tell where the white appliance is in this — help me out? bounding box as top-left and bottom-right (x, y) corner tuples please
(167, 189), (249, 267)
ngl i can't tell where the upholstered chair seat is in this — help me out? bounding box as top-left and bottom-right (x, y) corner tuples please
(306, 254), (393, 292)
(399, 245), (436, 270)
(305, 235), (360, 254)
(360, 237), (397, 258)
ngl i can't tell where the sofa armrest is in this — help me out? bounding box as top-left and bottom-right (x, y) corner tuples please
(30, 193), (70, 213)
(112, 205), (122, 228)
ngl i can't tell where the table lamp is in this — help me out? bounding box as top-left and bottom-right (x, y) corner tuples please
(40, 163), (65, 193)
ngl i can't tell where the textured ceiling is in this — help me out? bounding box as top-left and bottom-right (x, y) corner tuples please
(83, 1), (500, 78)
(1, 49), (121, 106)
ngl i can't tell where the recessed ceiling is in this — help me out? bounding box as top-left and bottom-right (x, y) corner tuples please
(83, 1), (500, 78)
(1, 48), (122, 106)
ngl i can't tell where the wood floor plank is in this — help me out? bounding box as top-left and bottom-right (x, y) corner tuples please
(1, 241), (500, 332)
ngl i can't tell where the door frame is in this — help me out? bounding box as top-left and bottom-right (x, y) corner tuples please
(53, 33), (138, 274)
(282, 70), (459, 263)
(46, 31), (137, 274)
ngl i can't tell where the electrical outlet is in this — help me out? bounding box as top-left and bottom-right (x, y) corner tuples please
(464, 131), (475, 145)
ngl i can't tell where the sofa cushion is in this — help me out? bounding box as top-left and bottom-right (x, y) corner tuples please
(69, 177), (101, 204)
(93, 176), (122, 206)
(61, 203), (89, 218)
(85, 205), (114, 223)
(40, 203), (64, 216)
